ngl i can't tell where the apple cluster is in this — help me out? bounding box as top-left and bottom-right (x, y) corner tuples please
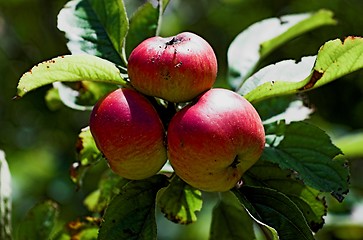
(90, 32), (265, 192)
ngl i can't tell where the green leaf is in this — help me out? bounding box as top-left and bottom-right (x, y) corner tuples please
(210, 191), (256, 240)
(84, 170), (130, 213)
(98, 174), (168, 240)
(0, 150), (11, 240)
(57, 0), (127, 65)
(157, 175), (202, 225)
(126, 1), (159, 57)
(241, 37), (363, 103)
(17, 200), (59, 240)
(233, 186), (315, 240)
(71, 126), (103, 187)
(244, 161), (327, 232)
(334, 131), (363, 158)
(16, 54), (125, 98)
(228, 9), (336, 89)
(263, 121), (349, 202)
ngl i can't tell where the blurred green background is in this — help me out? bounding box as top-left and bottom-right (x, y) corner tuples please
(1, 0), (363, 239)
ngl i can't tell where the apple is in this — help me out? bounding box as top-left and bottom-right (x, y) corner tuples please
(89, 88), (167, 180)
(167, 88), (265, 192)
(127, 32), (218, 103)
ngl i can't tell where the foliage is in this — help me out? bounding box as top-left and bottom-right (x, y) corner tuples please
(7, 0), (363, 239)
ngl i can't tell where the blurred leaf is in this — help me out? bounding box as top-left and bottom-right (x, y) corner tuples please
(16, 54), (125, 98)
(98, 174), (168, 240)
(17, 200), (59, 240)
(45, 87), (64, 110)
(72, 126), (103, 187)
(0, 150), (12, 240)
(210, 191), (255, 240)
(228, 9), (336, 89)
(84, 170), (130, 213)
(53, 217), (100, 240)
(241, 37), (363, 103)
(334, 131), (363, 158)
(125, 0), (170, 57)
(157, 175), (202, 225)
(263, 121), (349, 202)
(233, 186), (314, 240)
(57, 0), (128, 65)
(244, 161), (327, 232)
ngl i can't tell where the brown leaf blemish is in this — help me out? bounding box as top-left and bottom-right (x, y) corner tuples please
(299, 70), (324, 91)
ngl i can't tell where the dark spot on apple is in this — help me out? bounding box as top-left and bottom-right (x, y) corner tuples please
(46, 66), (50, 69)
(163, 71), (171, 81)
(112, 219), (116, 223)
(230, 156), (240, 168)
(298, 70), (324, 91)
(165, 37), (182, 47)
(208, 172), (213, 175)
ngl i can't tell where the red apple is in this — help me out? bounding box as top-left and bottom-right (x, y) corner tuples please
(89, 88), (167, 180)
(167, 88), (265, 192)
(127, 32), (217, 103)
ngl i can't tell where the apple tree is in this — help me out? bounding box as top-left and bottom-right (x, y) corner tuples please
(5, 0), (363, 239)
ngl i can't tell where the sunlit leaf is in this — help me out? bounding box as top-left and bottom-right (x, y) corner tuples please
(334, 131), (363, 158)
(233, 186), (314, 240)
(263, 121), (349, 202)
(210, 191), (255, 240)
(71, 126), (103, 187)
(57, 0), (128, 65)
(157, 175), (202, 225)
(125, 0), (171, 57)
(16, 54), (125, 98)
(239, 56), (316, 100)
(17, 200), (59, 240)
(228, 9), (336, 89)
(244, 161), (327, 232)
(255, 95), (314, 124)
(0, 150), (11, 240)
(241, 37), (363, 103)
(98, 174), (168, 240)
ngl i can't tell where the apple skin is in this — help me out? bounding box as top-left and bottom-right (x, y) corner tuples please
(127, 32), (217, 103)
(167, 88), (265, 192)
(89, 88), (167, 180)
